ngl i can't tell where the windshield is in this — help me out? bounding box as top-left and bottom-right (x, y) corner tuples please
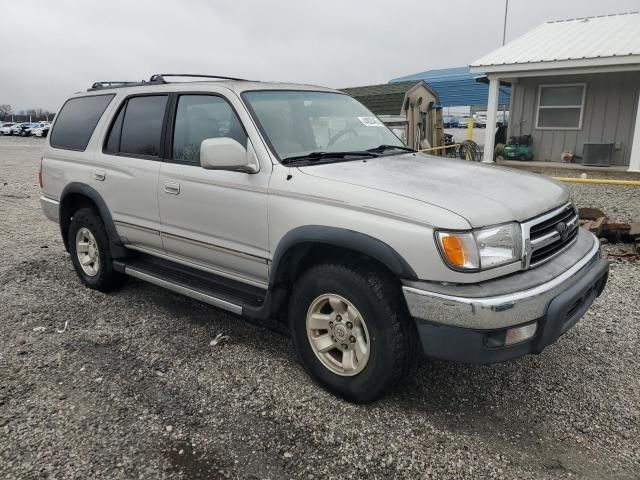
(242, 90), (405, 162)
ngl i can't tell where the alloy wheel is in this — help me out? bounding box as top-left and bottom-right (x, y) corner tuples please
(306, 294), (370, 376)
(75, 227), (100, 277)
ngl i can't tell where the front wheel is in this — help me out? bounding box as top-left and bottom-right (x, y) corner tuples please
(289, 263), (416, 403)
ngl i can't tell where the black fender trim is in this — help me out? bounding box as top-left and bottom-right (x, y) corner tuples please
(59, 183), (127, 258)
(269, 225), (418, 286)
(244, 226), (417, 322)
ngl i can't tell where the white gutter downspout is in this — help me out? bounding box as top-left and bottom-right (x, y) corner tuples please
(482, 76), (500, 163)
(628, 90), (640, 172)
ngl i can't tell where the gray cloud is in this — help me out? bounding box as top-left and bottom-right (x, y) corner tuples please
(1, 0), (638, 111)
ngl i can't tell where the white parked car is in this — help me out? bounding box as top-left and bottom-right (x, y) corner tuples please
(39, 74), (608, 403)
(31, 123), (51, 137)
(21, 123), (44, 136)
(0, 122), (16, 135)
(9, 123), (31, 135)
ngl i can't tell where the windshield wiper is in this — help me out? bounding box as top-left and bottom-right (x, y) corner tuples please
(366, 144), (416, 154)
(281, 151), (379, 165)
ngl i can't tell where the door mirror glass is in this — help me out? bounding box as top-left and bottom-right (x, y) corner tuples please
(200, 137), (257, 172)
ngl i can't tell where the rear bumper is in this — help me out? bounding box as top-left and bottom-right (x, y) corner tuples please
(403, 233), (609, 363)
(40, 196), (59, 223)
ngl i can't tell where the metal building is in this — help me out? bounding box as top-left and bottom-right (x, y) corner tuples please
(471, 12), (640, 172)
(389, 66), (510, 108)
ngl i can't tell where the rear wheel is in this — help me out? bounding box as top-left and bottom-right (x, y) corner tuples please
(289, 263), (416, 403)
(68, 208), (127, 292)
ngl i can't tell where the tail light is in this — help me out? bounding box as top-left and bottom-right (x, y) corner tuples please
(38, 157), (43, 188)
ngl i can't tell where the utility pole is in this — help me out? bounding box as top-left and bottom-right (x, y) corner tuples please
(502, 0), (509, 45)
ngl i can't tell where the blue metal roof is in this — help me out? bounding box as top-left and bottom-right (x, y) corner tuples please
(389, 66), (510, 107)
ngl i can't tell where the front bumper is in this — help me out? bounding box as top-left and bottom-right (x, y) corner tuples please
(403, 232), (609, 363)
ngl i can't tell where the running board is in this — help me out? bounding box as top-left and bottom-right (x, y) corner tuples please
(125, 266), (243, 315)
(114, 253), (268, 316)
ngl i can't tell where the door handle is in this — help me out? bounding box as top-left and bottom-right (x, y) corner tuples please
(164, 182), (180, 195)
(93, 169), (106, 181)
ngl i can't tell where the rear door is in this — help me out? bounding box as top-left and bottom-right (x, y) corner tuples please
(91, 94), (169, 253)
(157, 92), (270, 287)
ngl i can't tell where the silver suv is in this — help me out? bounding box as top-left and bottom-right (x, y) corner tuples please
(40, 74), (609, 403)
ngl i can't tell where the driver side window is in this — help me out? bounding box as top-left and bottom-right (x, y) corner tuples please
(172, 95), (247, 165)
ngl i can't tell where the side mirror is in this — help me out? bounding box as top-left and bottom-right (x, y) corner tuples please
(200, 137), (259, 173)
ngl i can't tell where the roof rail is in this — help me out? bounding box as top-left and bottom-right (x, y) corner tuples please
(87, 78), (163, 92)
(88, 74), (249, 92)
(149, 73), (249, 83)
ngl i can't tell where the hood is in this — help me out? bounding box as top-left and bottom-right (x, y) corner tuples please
(297, 153), (569, 228)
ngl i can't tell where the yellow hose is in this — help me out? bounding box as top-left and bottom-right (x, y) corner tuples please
(552, 177), (640, 186)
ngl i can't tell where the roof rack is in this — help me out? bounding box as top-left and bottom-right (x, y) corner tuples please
(87, 79), (161, 91)
(149, 73), (249, 83)
(88, 74), (249, 92)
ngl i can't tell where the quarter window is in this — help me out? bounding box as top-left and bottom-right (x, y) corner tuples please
(105, 95), (168, 157)
(172, 95), (247, 164)
(50, 94), (114, 151)
(536, 84), (586, 130)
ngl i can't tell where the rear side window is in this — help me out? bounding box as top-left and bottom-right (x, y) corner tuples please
(50, 94), (114, 151)
(105, 95), (168, 157)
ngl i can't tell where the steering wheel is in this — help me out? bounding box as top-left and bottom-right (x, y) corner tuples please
(327, 128), (358, 147)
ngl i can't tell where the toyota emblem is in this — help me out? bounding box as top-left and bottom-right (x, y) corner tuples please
(556, 221), (569, 241)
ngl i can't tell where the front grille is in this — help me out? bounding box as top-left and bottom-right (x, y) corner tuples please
(528, 204), (579, 267)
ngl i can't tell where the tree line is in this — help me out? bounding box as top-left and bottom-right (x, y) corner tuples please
(0, 104), (56, 122)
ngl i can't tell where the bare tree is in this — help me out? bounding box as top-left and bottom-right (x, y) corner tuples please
(0, 104), (12, 120)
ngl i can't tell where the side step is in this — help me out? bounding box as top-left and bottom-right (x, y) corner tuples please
(114, 254), (267, 316)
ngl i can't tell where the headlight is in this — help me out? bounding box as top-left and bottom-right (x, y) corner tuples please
(436, 223), (522, 271)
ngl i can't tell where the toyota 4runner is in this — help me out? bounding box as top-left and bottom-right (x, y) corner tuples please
(39, 74), (609, 403)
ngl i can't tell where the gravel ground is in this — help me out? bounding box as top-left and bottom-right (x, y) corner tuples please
(567, 183), (639, 224)
(1, 136), (639, 479)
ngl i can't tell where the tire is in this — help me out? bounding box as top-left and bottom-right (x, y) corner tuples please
(288, 263), (416, 403)
(68, 207), (127, 293)
(518, 154), (528, 161)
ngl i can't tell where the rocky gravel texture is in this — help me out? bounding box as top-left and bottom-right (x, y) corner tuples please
(0, 136), (639, 479)
(566, 183), (639, 224)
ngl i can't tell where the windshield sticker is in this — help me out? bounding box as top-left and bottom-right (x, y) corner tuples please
(358, 116), (384, 127)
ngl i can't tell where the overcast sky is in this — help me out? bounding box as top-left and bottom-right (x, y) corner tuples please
(1, 0), (638, 112)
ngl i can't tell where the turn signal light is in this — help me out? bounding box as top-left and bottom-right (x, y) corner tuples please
(437, 232), (479, 269)
(441, 236), (466, 266)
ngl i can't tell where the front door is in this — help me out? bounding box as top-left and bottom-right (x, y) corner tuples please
(158, 93), (270, 287)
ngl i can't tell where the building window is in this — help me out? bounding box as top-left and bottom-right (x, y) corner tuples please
(536, 83), (586, 130)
